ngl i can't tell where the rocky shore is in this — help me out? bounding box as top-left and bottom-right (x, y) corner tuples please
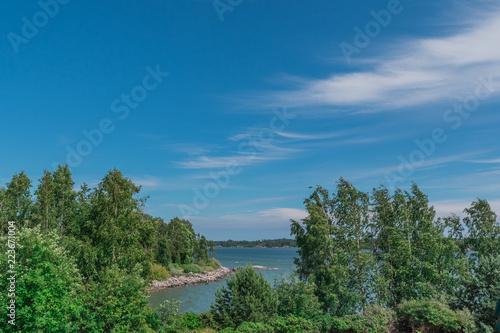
(148, 265), (277, 292)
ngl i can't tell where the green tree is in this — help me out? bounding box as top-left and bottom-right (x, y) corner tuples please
(371, 184), (458, 307)
(195, 234), (209, 263)
(291, 179), (375, 315)
(153, 216), (171, 267)
(0, 226), (83, 332)
(52, 164), (76, 232)
(3, 171), (33, 230)
(463, 199), (500, 256)
(274, 275), (324, 320)
(211, 265), (278, 328)
(33, 169), (56, 231)
(455, 254), (500, 332)
(167, 217), (194, 264)
(209, 240), (216, 259)
(80, 264), (157, 332)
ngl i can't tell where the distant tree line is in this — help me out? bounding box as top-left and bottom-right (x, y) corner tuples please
(213, 238), (296, 248)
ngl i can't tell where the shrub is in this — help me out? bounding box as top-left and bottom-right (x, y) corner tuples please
(364, 304), (397, 325)
(320, 314), (388, 333)
(0, 227), (83, 332)
(151, 263), (170, 280)
(204, 266), (215, 272)
(200, 311), (220, 330)
(274, 275), (324, 320)
(397, 298), (465, 333)
(168, 263), (183, 276)
(184, 263), (204, 274)
(81, 264), (158, 332)
(211, 265), (278, 328)
(234, 321), (275, 332)
(455, 254), (500, 332)
(181, 312), (204, 330)
(269, 315), (321, 333)
(208, 257), (221, 270)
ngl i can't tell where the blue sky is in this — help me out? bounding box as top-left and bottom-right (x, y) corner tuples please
(1, 0), (500, 240)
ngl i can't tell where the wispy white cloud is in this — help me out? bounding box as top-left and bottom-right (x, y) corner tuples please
(259, 6), (500, 114)
(222, 196), (297, 207)
(154, 143), (220, 156)
(350, 151), (486, 181)
(274, 131), (347, 140)
(467, 158), (500, 164)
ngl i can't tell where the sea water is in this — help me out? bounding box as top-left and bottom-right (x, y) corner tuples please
(148, 247), (298, 313)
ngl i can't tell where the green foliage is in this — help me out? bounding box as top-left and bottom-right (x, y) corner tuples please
(167, 217), (195, 264)
(232, 321), (275, 332)
(204, 265), (215, 272)
(181, 312), (204, 330)
(455, 254), (500, 332)
(208, 257), (222, 270)
(184, 263), (204, 274)
(463, 199), (500, 256)
(269, 315), (321, 333)
(0, 226), (83, 332)
(151, 263), (171, 280)
(363, 304), (396, 325)
(320, 314), (388, 333)
(274, 275), (324, 320)
(211, 265), (278, 328)
(1, 170), (33, 231)
(81, 264), (157, 332)
(396, 298), (472, 333)
(156, 299), (181, 326)
(292, 180), (466, 315)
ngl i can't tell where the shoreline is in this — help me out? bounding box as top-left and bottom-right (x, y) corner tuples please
(148, 265), (277, 292)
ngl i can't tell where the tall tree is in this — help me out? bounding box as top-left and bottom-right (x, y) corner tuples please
(33, 169), (56, 231)
(166, 217), (194, 264)
(4, 171), (33, 229)
(52, 164), (76, 232)
(463, 199), (499, 256)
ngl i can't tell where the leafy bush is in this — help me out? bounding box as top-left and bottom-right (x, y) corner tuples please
(269, 315), (321, 333)
(200, 311), (220, 330)
(168, 263), (183, 276)
(81, 264), (158, 332)
(151, 263), (170, 280)
(204, 265), (215, 272)
(179, 312), (203, 329)
(0, 227), (83, 332)
(208, 257), (221, 270)
(320, 314), (388, 333)
(364, 304), (397, 325)
(211, 265), (278, 328)
(184, 263), (204, 274)
(235, 321), (275, 332)
(274, 275), (324, 320)
(455, 254), (500, 332)
(397, 298), (466, 333)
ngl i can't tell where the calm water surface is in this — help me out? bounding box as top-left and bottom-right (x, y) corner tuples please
(148, 247), (298, 313)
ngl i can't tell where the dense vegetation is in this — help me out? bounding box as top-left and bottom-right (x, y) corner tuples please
(0, 166), (218, 332)
(1, 169), (499, 332)
(213, 238), (296, 248)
